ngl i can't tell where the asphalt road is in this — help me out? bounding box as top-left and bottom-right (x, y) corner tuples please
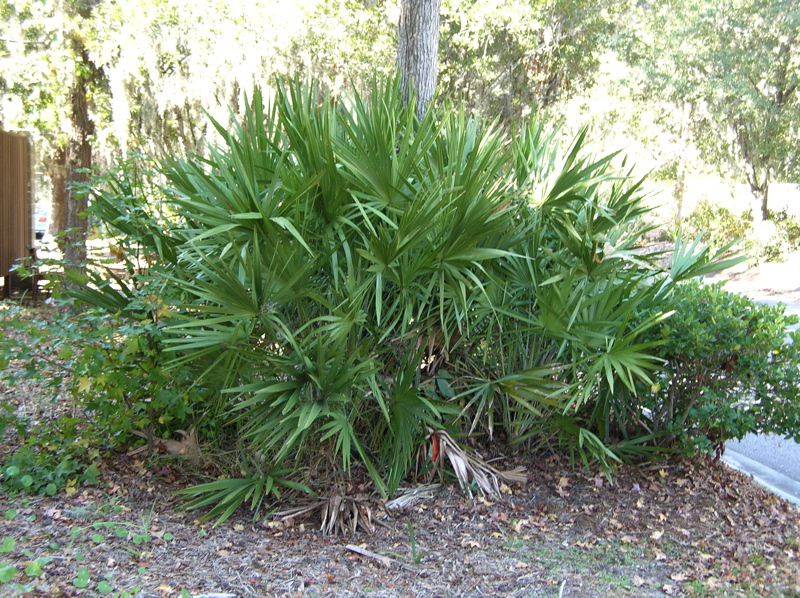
(722, 297), (800, 506)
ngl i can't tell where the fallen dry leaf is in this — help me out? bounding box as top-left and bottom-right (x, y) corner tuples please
(662, 583), (677, 595)
(650, 529), (664, 540)
(513, 519), (529, 533)
(156, 584), (175, 597)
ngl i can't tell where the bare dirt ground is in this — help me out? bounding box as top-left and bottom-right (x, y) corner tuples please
(2, 253), (800, 598)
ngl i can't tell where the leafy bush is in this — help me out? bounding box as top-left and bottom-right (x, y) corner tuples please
(634, 281), (800, 455)
(0, 301), (208, 495)
(683, 201), (800, 264)
(762, 208), (800, 261)
(0, 158), (210, 496)
(684, 199), (751, 249)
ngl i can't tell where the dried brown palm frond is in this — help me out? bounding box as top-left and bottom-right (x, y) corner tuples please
(385, 483), (442, 510)
(428, 429), (527, 499)
(273, 494), (380, 535)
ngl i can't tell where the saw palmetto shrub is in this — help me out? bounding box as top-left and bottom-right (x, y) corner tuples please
(19, 76), (757, 521)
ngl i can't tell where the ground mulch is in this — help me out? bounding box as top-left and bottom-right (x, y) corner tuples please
(0, 442), (798, 597)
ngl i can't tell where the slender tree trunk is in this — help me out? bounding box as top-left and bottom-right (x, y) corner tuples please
(750, 179), (770, 221)
(744, 162), (770, 221)
(673, 102), (694, 227)
(734, 114), (773, 221)
(397, 0), (441, 119)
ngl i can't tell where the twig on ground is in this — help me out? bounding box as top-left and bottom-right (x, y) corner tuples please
(386, 484), (442, 509)
(345, 543), (392, 568)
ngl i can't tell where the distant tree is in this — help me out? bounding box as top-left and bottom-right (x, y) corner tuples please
(283, 0), (397, 95)
(52, 0), (103, 271)
(0, 0), (104, 272)
(397, 0), (441, 118)
(706, 0), (799, 220)
(629, 0), (800, 220)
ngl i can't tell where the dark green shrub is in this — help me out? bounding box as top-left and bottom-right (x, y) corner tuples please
(635, 281), (800, 455)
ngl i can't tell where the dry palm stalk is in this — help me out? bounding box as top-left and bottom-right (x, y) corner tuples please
(428, 428), (527, 498)
(274, 494), (378, 535)
(344, 544), (392, 568)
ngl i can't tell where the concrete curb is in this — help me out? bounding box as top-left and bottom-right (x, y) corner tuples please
(722, 448), (800, 507)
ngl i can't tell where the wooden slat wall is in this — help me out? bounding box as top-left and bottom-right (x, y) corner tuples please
(0, 130), (31, 276)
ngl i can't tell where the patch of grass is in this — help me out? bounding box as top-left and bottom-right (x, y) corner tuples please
(0, 495), (162, 598)
(502, 537), (665, 596)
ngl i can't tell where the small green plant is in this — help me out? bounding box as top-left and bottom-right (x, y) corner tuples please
(97, 579), (114, 594)
(24, 557), (49, 577)
(0, 420), (102, 495)
(0, 563), (18, 583)
(406, 519), (422, 564)
(72, 567), (91, 588)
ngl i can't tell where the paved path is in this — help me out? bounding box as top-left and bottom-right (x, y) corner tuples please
(722, 297), (800, 506)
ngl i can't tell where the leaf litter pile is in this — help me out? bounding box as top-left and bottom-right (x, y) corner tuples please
(1, 450), (798, 598)
(2, 322), (800, 597)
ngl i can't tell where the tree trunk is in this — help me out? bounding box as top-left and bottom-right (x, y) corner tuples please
(744, 161), (770, 221)
(397, 0), (441, 119)
(750, 180), (770, 222)
(51, 19), (99, 274)
(673, 102), (694, 227)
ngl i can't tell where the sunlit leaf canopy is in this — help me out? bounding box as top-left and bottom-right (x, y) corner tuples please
(1, 0), (629, 162)
(3, 0), (795, 222)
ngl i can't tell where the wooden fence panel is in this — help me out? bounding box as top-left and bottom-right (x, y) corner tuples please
(0, 130), (31, 276)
